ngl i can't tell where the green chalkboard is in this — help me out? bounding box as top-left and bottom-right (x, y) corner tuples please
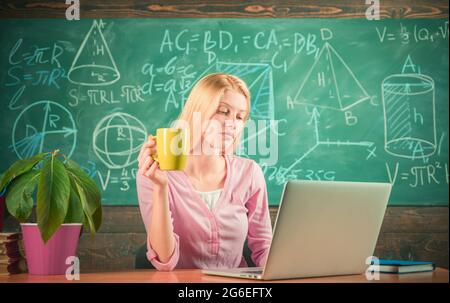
(0, 18), (448, 206)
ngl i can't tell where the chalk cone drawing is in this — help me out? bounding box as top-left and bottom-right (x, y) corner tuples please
(93, 112), (147, 169)
(10, 101), (77, 159)
(294, 42), (370, 111)
(68, 20), (120, 86)
(382, 71), (436, 160)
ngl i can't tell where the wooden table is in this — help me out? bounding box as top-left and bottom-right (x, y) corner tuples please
(0, 268), (448, 283)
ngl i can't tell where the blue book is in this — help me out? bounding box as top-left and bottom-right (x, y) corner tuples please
(371, 259), (436, 274)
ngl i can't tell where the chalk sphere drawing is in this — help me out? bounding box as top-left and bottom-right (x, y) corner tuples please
(93, 112), (147, 169)
(382, 73), (436, 159)
(11, 100), (77, 159)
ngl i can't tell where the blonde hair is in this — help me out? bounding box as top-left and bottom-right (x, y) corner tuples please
(174, 73), (251, 153)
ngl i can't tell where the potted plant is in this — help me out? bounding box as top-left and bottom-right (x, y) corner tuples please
(0, 150), (102, 275)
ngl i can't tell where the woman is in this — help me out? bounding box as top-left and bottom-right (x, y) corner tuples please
(136, 73), (272, 271)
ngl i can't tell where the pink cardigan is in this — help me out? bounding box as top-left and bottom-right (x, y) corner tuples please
(136, 155), (273, 271)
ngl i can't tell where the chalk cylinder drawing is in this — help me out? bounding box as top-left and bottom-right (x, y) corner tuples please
(382, 73), (436, 159)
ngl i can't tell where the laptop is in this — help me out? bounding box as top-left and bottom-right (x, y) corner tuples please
(202, 180), (392, 280)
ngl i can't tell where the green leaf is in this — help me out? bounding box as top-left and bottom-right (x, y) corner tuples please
(0, 152), (48, 193)
(63, 178), (85, 224)
(0, 173), (5, 195)
(92, 201), (102, 232)
(65, 159), (102, 233)
(5, 170), (40, 222)
(82, 214), (90, 230)
(73, 180), (96, 235)
(36, 155), (70, 243)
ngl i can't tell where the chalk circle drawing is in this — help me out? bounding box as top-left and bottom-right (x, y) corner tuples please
(382, 73), (436, 160)
(68, 20), (120, 86)
(93, 112), (147, 169)
(11, 101), (77, 159)
(293, 42), (370, 111)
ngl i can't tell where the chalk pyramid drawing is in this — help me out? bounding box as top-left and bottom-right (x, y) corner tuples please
(294, 42), (370, 111)
(68, 20), (120, 86)
(186, 61), (274, 120)
(219, 62), (274, 120)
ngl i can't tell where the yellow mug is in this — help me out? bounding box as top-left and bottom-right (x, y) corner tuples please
(149, 128), (189, 170)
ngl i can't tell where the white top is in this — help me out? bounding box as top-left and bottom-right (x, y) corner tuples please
(195, 188), (223, 211)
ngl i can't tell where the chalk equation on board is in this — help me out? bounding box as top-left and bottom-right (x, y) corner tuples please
(0, 18), (448, 205)
(385, 161), (448, 189)
(375, 21), (449, 44)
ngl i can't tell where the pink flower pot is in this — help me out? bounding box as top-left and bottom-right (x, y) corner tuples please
(20, 223), (82, 275)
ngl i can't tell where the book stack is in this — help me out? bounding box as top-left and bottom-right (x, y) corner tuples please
(0, 232), (27, 276)
(371, 259), (436, 274)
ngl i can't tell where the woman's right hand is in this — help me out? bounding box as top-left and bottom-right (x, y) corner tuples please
(138, 136), (168, 188)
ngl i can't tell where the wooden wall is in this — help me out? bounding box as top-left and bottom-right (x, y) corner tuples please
(1, 0), (448, 272)
(3, 206), (449, 271)
(0, 0), (448, 18)
(80, 206), (450, 271)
